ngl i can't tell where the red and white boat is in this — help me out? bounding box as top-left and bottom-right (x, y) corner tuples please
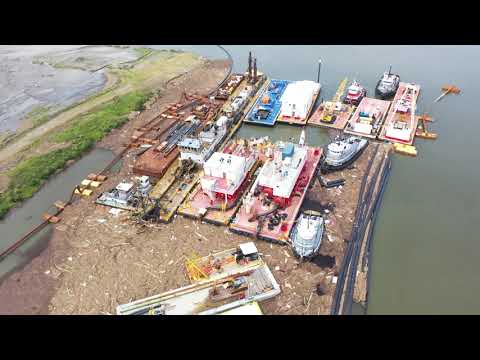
(379, 82), (421, 145)
(343, 80), (367, 106)
(177, 140), (260, 224)
(230, 130), (322, 243)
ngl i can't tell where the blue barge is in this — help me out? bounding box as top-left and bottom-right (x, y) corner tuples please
(244, 79), (289, 126)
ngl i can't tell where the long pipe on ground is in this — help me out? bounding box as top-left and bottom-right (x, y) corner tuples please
(330, 144), (379, 315)
(341, 150), (388, 315)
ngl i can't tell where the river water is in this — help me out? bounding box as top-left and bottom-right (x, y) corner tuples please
(151, 45), (480, 314)
(0, 149), (116, 283)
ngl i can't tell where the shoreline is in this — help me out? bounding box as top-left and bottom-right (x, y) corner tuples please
(0, 58), (230, 315)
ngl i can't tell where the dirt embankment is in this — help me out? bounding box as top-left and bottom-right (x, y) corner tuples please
(0, 59), (229, 315)
(0, 50), (208, 194)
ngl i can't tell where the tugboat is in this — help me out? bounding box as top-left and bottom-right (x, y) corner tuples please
(321, 136), (368, 173)
(375, 66), (400, 99)
(343, 80), (367, 106)
(290, 210), (324, 259)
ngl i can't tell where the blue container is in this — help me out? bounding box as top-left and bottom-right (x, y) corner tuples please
(282, 143), (295, 159)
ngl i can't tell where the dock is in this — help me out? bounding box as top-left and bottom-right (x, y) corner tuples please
(308, 78), (354, 130)
(344, 97), (391, 139)
(377, 82), (421, 145)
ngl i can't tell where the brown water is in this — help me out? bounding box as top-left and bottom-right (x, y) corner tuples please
(0, 148), (116, 283)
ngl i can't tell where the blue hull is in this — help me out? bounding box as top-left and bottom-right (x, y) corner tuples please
(245, 79), (289, 126)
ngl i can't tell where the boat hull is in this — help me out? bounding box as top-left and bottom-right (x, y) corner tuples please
(320, 142), (368, 174)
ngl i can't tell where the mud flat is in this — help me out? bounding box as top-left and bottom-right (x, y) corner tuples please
(0, 58), (230, 314)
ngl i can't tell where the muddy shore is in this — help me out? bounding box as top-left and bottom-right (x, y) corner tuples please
(0, 59), (229, 314)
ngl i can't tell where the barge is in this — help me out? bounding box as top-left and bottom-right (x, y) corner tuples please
(378, 82), (421, 145)
(177, 140), (261, 225)
(244, 79), (289, 126)
(230, 131), (322, 244)
(276, 80), (321, 125)
(133, 100), (223, 178)
(307, 78), (354, 130)
(147, 77), (267, 223)
(344, 97), (391, 139)
(116, 243), (280, 315)
(95, 176), (152, 211)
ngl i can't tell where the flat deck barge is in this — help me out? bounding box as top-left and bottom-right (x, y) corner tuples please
(244, 79), (289, 126)
(378, 82), (421, 145)
(133, 101), (223, 178)
(307, 78), (354, 130)
(276, 80), (321, 126)
(344, 97), (391, 139)
(116, 247), (280, 315)
(230, 144), (322, 244)
(177, 140), (262, 226)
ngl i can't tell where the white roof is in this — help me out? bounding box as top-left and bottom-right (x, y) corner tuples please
(116, 182), (134, 192)
(279, 81), (321, 119)
(257, 143), (307, 198)
(203, 152), (247, 183)
(239, 242), (258, 256)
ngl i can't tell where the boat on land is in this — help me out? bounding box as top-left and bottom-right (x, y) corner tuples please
(321, 136), (368, 173)
(343, 80), (367, 106)
(375, 66), (400, 99)
(245, 79), (289, 126)
(290, 210), (325, 259)
(344, 97), (391, 139)
(378, 82), (421, 145)
(230, 130), (322, 243)
(276, 80), (321, 125)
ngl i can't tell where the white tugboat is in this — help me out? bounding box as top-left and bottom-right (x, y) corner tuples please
(321, 136), (368, 173)
(343, 80), (367, 106)
(375, 66), (400, 99)
(290, 210), (325, 259)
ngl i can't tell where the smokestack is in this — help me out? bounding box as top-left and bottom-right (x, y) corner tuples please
(248, 51), (252, 80)
(253, 58), (257, 83)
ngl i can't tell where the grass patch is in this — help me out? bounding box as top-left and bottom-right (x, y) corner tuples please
(0, 90), (150, 219)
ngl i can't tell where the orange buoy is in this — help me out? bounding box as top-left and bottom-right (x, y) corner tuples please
(262, 96), (270, 104)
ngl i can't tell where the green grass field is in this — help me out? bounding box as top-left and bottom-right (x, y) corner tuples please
(0, 90), (149, 219)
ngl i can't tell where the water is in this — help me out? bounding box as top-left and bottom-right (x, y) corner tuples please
(150, 45), (480, 314)
(0, 148), (115, 283)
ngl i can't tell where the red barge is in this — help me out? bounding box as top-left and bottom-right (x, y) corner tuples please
(177, 139), (264, 225)
(230, 131), (322, 244)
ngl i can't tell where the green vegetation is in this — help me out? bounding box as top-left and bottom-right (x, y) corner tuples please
(0, 90), (150, 219)
(133, 47), (154, 58)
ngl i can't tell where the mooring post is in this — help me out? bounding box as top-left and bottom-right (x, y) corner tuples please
(317, 59), (322, 83)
